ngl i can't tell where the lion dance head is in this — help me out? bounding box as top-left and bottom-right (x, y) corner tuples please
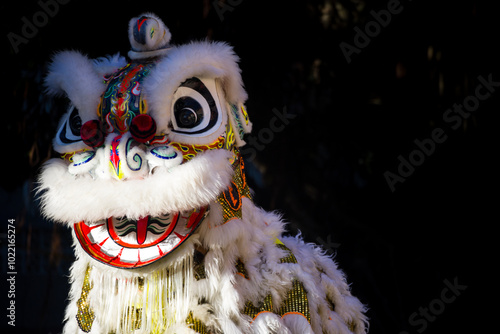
(39, 13), (367, 334)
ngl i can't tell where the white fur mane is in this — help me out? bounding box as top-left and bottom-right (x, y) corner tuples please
(38, 149), (233, 224)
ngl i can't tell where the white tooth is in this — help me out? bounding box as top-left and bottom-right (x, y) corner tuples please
(87, 222), (106, 244)
(99, 237), (122, 257)
(159, 234), (181, 254)
(119, 248), (139, 263)
(139, 245), (161, 262)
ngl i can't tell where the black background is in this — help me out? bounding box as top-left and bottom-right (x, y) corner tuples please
(1, 0), (498, 333)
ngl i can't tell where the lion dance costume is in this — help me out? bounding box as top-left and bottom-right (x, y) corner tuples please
(39, 13), (367, 334)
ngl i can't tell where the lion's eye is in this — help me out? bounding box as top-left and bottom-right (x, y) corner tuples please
(59, 105), (82, 144)
(171, 77), (221, 136)
(174, 97), (203, 128)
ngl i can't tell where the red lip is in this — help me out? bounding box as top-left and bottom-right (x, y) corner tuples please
(74, 206), (208, 269)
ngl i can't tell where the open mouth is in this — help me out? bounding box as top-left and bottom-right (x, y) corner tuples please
(74, 206), (208, 268)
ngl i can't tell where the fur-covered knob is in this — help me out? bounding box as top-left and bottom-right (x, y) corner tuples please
(130, 114), (157, 143)
(80, 120), (105, 148)
(128, 13), (171, 59)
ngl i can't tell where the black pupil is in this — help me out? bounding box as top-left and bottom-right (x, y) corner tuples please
(69, 107), (82, 135)
(179, 108), (197, 126)
(174, 97), (203, 129)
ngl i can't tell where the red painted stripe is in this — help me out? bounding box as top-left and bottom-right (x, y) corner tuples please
(137, 17), (147, 32)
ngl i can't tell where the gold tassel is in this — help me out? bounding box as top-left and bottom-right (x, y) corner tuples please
(76, 266), (95, 332)
(76, 253), (194, 333)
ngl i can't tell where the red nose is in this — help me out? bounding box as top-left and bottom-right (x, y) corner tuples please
(80, 120), (105, 148)
(130, 114), (157, 143)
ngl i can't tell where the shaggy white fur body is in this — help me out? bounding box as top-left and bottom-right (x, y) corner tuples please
(60, 198), (367, 334)
(40, 12), (367, 334)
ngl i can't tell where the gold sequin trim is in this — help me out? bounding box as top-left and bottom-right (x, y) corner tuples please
(123, 306), (142, 331)
(347, 320), (356, 332)
(242, 241), (310, 323)
(215, 153), (252, 225)
(193, 250), (207, 281)
(76, 266), (95, 333)
(236, 258), (249, 279)
(186, 311), (209, 334)
(243, 294), (274, 319)
(276, 243), (298, 264)
(279, 280), (311, 323)
(243, 280), (310, 323)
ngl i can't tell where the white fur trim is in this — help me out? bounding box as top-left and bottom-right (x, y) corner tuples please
(38, 149), (234, 223)
(128, 47), (171, 60)
(92, 53), (127, 78)
(128, 13), (171, 53)
(282, 313), (314, 334)
(252, 312), (291, 334)
(44, 50), (105, 124)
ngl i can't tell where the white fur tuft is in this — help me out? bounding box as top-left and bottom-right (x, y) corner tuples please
(92, 53), (128, 78)
(45, 50), (106, 124)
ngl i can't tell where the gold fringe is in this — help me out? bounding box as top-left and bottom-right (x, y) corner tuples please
(76, 253), (194, 334)
(76, 266), (95, 332)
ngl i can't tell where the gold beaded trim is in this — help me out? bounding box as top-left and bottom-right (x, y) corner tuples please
(123, 306), (142, 331)
(279, 280), (311, 322)
(276, 242), (298, 264)
(242, 241), (310, 323)
(243, 280), (310, 323)
(243, 294), (274, 320)
(76, 266), (95, 333)
(347, 320), (356, 332)
(215, 152), (252, 225)
(236, 258), (249, 279)
(193, 250), (207, 281)
(185, 311), (210, 334)
(193, 252), (249, 281)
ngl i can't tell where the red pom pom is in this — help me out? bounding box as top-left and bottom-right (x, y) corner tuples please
(80, 120), (105, 147)
(130, 114), (157, 143)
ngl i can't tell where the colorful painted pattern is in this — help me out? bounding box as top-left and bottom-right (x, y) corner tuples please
(98, 62), (155, 134)
(230, 104), (247, 140)
(169, 136), (225, 162)
(216, 153), (252, 225)
(109, 135), (124, 179)
(169, 116), (237, 162)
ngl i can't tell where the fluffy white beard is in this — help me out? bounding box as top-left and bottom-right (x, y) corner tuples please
(38, 149), (234, 224)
